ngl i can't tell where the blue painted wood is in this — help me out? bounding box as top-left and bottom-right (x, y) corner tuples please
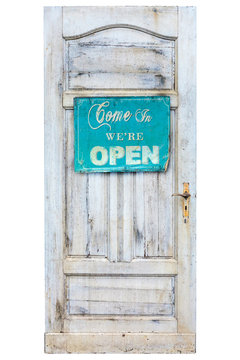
(74, 96), (170, 172)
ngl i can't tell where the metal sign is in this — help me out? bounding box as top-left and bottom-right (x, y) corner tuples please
(74, 96), (170, 173)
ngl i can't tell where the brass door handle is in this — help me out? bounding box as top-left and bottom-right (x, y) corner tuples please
(172, 183), (190, 222)
(172, 192), (191, 199)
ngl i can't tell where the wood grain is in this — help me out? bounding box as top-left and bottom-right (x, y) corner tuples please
(64, 257), (178, 275)
(66, 111), (88, 255)
(63, 316), (177, 333)
(66, 107), (174, 258)
(67, 276), (174, 316)
(66, 29), (175, 90)
(177, 6), (196, 334)
(63, 6), (178, 39)
(44, 7), (65, 333)
(63, 89), (178, 109)
(45, 5), (196, 354)
(45, 333), (195, 353)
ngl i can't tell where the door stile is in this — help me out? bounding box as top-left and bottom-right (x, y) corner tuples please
(44, 7), (65, 333)
(177, 6), (196, 334)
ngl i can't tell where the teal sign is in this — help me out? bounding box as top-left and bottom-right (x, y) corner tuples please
(74, 96), (170, 173)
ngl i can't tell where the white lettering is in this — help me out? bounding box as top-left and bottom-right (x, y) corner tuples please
(126, 146), (141, 165)
(128, 133), (135, 141)
(137, 132), (144, 141)
(89, 146), (160, 166)
(123, 111), (132, 122)
(90, 146), (108, 166)
(142, 146), (159, 164)
(88, 102), (111, 130)
(106, 133), (116, 140)
(109, 146), (125, 165)
(117, 133), (124, 141)
(88, 102), (133, 131)
(135, 109), (152, 123)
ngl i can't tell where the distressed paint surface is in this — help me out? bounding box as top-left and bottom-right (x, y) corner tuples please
(45, 5), (196, 354)
(74, 96), (170, 172)
(45, 333), (195, 354)
(67, 276), (174, 316)
(63, 6), (178, 39)
(65, 29), (175, 90)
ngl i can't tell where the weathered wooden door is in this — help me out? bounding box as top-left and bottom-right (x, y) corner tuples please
(45, 6), (196, 353)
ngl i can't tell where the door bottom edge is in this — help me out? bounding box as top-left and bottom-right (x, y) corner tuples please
(44, 332), (196, 353)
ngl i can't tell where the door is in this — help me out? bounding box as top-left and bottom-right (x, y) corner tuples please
(44, 6), (196, 353)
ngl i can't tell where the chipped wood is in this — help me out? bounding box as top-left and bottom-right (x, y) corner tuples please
(45, 5), (196, 354)
(63, 257), (178, 275)
(66, 29), (175, 90)
(44, 6), (65, 333)
(63, 89), (178, 109)
(62, 6), (178, 39)
(45, 333), (195, 353)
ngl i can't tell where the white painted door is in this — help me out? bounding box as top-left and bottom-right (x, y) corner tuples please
(45, 6), (196, 353)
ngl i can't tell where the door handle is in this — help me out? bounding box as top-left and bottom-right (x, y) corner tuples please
(172, 183), (190, 222)
(172, 192), (191, 199)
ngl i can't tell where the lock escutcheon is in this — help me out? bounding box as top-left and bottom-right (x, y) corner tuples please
(172, 183), (190, 222)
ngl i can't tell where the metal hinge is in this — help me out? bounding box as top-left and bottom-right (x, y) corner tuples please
(172, 182), (191, 223)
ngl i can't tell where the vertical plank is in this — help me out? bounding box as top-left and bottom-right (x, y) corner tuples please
(44, 7), (64, 332)
(134, 173), (145, 257)
(158, 111), (174, 257)
(177, 6), (196, 333)
(171, 109), (177, 259)
(117, 174), (124, 261)
(122, 173), (133, 261)
(66, 111), (88, 255)
(144, 173), (159, 256)
(66, 112), (108, 257)
(108, 173), (118, 261)
(158, 170), (173, 256)
(87, 173), (108, 256)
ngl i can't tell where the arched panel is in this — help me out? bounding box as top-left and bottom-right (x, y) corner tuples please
(65, 27), (175, 90)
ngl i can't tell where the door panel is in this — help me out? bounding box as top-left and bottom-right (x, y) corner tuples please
(65, 29), (175, 90)
(45, 6), (196, 353)
(67, 276), (174, 316)
(66, 108), (175, 258)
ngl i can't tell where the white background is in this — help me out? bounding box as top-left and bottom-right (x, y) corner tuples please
(0, 0), (239, 358)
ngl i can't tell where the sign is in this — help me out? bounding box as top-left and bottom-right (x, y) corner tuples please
(74, 96), (170, 173)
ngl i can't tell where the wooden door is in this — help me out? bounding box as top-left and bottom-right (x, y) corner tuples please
(44, 6), (196, 353)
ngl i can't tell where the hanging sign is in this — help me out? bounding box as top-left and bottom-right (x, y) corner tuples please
(74, 96), (170, 173)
